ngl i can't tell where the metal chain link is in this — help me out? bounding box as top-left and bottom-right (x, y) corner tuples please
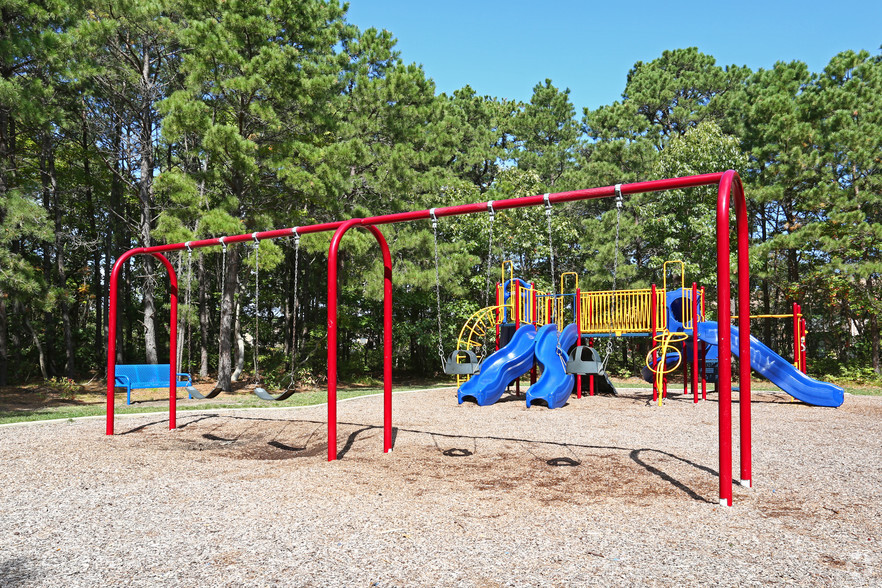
(218, 238), (227, 361)
(544, 195), (566, 366)
(603, 185), (624, 369)
(185, 243), (193, 374)
(430, 210), (446, 365)
(481, 203), (496, 356)
(288, 229), (301, 384)
(252, 233), (260, 384)
(484, 202), (495, 310)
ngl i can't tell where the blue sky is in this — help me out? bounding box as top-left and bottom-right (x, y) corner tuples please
(345, 0), (882, 113)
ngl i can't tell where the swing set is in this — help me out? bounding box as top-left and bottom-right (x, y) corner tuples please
(105, 171), (752, 507)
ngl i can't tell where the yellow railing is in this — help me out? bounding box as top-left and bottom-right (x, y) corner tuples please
(455, 304), (508, 385)
(578, 288), (666, 335)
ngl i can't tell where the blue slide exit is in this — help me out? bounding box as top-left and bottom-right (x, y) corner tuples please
(526, 323), (579, 409)
(696, 322), (844, 408)
(457, 324), (537, 406)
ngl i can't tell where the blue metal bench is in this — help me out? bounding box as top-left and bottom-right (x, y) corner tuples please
(114, 364), (193, 405)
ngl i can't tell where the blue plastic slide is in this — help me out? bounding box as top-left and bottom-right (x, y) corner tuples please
(457, 324), (537, 406)
(696, 321), (844, 408)
(526, 323), (579, 409)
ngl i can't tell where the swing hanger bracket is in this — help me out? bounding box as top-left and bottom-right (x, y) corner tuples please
(486, 201), (495, 221)
(184, 241), (192, 254)
(614, 184), (624, 209)
(218, 236), (227, 252)
(429, 208), (438, 230)
(543, 193), (552, 215)
(251, 232), (260, 244)
(292, 226), (300, 245)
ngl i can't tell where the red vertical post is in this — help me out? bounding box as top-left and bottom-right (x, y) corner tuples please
(530, 282), (537, 385)
(327, 220), (393, 461)
(701, 287), (707, 400)
(792, 302), (800, 371)
(575, 288), (582, 399)
(799, 314), (808, 374)
(650, 284), (659, 402)
(515, 280), (521, 395)
(692, 282), (699, 404)
(106, 250), (178, 435)
(716, 170), (752, 503)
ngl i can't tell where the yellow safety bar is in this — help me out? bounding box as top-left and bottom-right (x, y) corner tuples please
(645, 330), (689, 406)
(454, 304), (509, 386)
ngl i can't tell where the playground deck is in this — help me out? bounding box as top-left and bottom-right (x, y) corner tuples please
(1, 387), (879, 585)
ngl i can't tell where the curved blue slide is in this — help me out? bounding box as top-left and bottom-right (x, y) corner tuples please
(526, 323), (579, 409)
(457, 324), (537, 406)
(696, 321), (844, 408)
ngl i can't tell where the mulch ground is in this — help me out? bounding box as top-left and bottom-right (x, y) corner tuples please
(1, 386), (879, 586)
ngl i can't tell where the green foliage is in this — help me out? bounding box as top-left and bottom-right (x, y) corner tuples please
(2, 6), (881, 385)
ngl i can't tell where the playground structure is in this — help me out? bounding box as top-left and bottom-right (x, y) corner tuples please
(450, 260), (843, 410)
(107, 171), (758, 507)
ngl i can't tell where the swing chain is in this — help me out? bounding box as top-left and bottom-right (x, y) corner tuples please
(288, 228), (301, 386)
(544, 194), (566, 365)
(430, 209), (446, 365)
(484, 201), (495, 311)
(184, 242), (193, 373)
(481, 202), (497, 357)
(252, 233), (260, 384)
(604, 185), (625, 368)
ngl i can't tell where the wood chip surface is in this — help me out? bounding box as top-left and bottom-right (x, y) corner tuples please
(1, 387), (879, 586)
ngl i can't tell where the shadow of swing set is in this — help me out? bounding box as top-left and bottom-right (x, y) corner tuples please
(106, 171), (753, 507)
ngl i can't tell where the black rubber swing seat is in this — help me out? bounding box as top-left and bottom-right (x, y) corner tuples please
(186, 386), (223, 400)
(253, 386), (298, 401)
(566, 346), (605, 376)
(443, 350), (481, 376)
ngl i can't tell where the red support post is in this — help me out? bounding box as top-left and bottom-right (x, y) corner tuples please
(716, 170), (752, 504)
(531, 282), (537, 385)
(650, 284), (659, 402)
(793, 302), (801, 371)
(799, 316), (808, 374)
(327, 220), (393, 461)
(701, 287), (707, 401)
(692, 282), (699, 404)
(106, 251), (178, 435)
(515, 280), (521, 395)
(575, 287), (582, 399)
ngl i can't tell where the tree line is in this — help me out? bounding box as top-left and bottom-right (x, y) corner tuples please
(1, 0), (880, 389)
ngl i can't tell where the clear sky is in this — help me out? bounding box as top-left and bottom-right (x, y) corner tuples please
(344, 0), (882, 113)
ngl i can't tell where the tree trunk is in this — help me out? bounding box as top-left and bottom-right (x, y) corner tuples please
(139, 47), (158, 364)
(0, 296), (7, 386)
(17, 301), (48, 380)
(232, 283), (244, 381)
(43, 131), (75, 378)
(217, 246), (239, 391)
(198, 252), (209, 377)
(0, 104), (7, 384)
(82, 112), (104, 368)
(110, 109), (125, 365)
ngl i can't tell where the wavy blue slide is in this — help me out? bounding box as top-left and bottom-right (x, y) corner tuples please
(526, 323), (579, 409)
(457, 324), (537, 406)
(696, 321), (844, 408)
